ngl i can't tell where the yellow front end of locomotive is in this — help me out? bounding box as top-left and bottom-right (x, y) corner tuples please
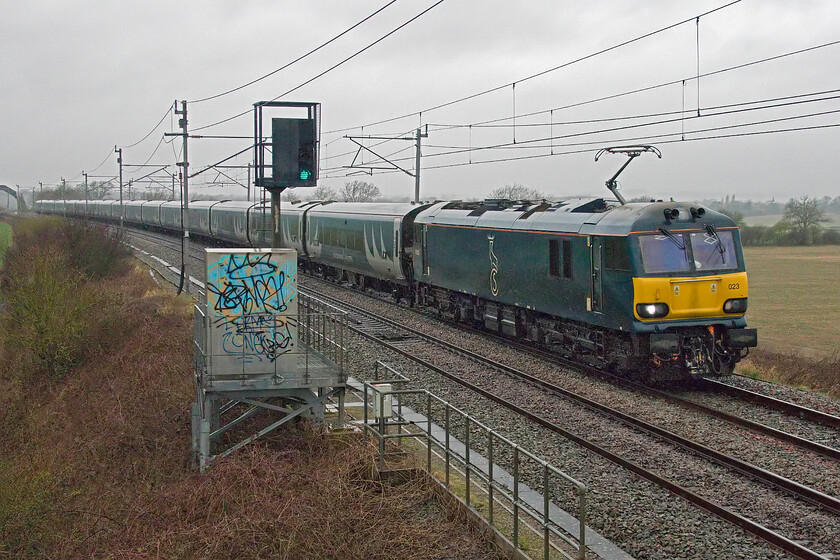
(633, 272), (749, 321)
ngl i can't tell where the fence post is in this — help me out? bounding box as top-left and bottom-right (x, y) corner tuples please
(513, 446), (520, 549)
(578, 486), (587, 560)
(544, 464), (550, 560)
(426, 393), (432, 472)
(488, 432), (494, 525)
(465, 417), (471, 506)
(445, 405), (451, 487)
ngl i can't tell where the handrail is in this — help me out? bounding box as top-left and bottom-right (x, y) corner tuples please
(361, 370), (587, 560)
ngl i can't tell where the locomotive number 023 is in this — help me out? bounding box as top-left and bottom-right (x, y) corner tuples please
(728, 282), (740, 290)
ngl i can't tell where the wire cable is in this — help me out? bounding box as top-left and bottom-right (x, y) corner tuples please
(190, 2), (397, 104)
(122, 103), (175, 148)
(335, 95), (840, 168)
(321, 106), (840, 176)
(192, 0), (446, 132)
(320, 121), (840, 180)
(426, 40), (840, 132)
(322, 0), (742, 135)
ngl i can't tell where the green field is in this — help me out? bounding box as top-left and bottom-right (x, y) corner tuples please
(0, 221), (12, 267)
(744, 245), (840, 357)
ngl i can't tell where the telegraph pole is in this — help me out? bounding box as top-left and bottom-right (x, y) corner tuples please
(247, 163), (251, 202)
(414, 127), (428, 203)
(83, 171), (88, 214)
(15, 184), (20, 215)
(115, 146), (123, 228)
(39, 181), (42, 200)
(175, 100), (191, 294)
(128, 179), (133, 201)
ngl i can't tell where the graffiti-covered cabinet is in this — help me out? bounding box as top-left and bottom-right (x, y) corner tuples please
(200, 248), (302, 389)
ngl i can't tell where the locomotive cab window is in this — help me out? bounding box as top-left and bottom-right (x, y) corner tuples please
(689, 230), (737, 270)
(639, 234), (691, 274)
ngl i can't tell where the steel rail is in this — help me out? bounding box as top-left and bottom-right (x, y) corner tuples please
(701, 378), (840, 430)
(303, 286), (831, 560)
(107, 225), (834, 560)
(482, 335), (840, 462)
(309, 287), (840, 515)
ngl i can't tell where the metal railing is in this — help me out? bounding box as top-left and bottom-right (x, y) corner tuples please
(193, 292), (347, 388)
(298, 292), (346, 377)
(361, 362), (587, 560)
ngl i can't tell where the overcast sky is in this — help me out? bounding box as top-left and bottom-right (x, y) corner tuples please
(2, 0), (838, 203)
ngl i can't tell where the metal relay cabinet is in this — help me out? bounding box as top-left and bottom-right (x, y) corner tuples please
(192, 248), (347, 471)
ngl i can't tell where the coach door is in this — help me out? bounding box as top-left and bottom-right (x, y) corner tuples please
(393, 218), (403, 278)
(590, 236), (603, 313)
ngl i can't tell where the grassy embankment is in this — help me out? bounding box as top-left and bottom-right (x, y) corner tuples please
(0, 217), (500, 559)
(740, 245), (840, 396)
(0, 220), (11, 267)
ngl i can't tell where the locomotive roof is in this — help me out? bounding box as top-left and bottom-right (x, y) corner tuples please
(415, 197), (737, 236)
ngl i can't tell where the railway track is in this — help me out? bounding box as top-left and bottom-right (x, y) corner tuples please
(122, 226), (840, 558)
(487, 336), (840, 462)
(698, 377), (840, 430)
(302, 281), (839, 560)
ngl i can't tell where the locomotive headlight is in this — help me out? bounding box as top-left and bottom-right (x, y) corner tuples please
(723, 298), (748, 314)
(636, 302), (669, 318)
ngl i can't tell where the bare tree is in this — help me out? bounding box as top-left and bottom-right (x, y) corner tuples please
(306, 184), (338, 201)
(340, 180), (380, 202)
(487, 183), (546, 200)
(280, 189), (300, 202)
(784, 195), (828, 245)
(87, 180), (115, 199)
(141, 185), (172, 200)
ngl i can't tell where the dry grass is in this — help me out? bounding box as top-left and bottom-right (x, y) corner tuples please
(0, 218), (501, 559)
(742, 245), (840, 357)
(0, 220), (11, 267)
(739, 348), (840, 399)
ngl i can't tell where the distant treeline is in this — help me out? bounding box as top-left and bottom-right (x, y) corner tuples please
(737, 223), (840, 246)
(701, 194), (840, 218)
(709, 195), (840, 246)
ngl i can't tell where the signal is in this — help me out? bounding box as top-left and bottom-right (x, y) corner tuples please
(271, 117), (318, 188)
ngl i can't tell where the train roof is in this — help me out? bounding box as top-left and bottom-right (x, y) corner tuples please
(415, 197), (737, 236)
(304, 201), (433, 219)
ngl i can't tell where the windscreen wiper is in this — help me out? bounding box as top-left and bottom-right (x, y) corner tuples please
(658, 227), (686, 251)
(705, 224), (726, 259)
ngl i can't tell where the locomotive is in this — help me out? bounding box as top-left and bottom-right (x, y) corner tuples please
(36, 193), (757, 380)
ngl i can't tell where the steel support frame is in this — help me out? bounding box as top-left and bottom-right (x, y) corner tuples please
(192, 386), (345, 472)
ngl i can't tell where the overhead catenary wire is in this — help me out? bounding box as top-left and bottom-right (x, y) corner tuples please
(423, 40), (840, 132)
(319, 107), (840, 176)
(123, 103), (175, 148)
(321, 0), (743, 135)
(192, 0), (446, 132)
(321, 91), (840, 171)
(320, 122), (840, 180)
(426, 89), (840, 131)
(189, 1), (397, 104)
(318, 40), (840, 177)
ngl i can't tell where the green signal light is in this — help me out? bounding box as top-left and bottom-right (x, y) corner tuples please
(299, 170), (312, 180)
